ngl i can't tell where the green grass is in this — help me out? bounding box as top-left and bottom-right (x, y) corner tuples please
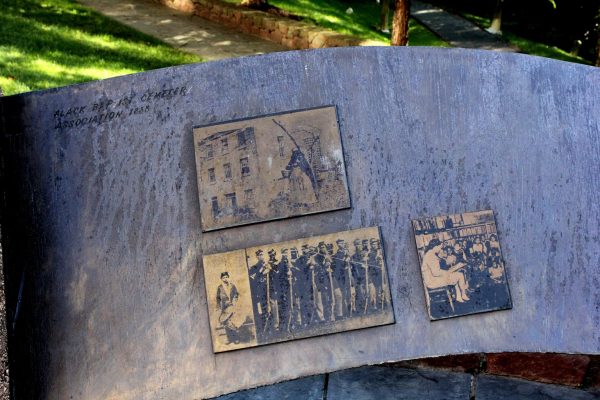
(224, 0), (448, 47)
(0, 0), (202, 96)
(459, 12), (591, 65)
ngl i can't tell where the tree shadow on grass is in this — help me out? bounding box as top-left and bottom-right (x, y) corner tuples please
(268, 0), (447, 46)
(0, 0), (200, 94)
(271, 0), (388, 41)
(2, 0), (171, 47)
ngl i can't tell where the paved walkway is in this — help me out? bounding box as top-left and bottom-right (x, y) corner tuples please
(411, 1), (519, 52)
(80, 0), (519, 61)
(213, 366), (600, 400)
(79, 0), (286, 61)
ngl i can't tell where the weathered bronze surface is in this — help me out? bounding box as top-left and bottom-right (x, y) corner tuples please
(412, 210), (512, 320)
(1, 48), (599, 400)
(193, 106), (350, 231)
(204, 227), (394, 352)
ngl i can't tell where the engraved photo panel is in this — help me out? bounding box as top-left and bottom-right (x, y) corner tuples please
(412, 210), (512, 320)
(203, 227), (394, 352)
(193, 106), (350, 231)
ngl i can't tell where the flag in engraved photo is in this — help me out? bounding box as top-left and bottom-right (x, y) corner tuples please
(193, 106), (350, 231)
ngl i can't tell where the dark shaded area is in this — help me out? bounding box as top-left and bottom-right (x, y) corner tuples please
(327, 366), (472, 400)
(410, 1), (517, 52)
(392, 353), (600, 390)
(486, 353), (591, 387)
(0, 88), (9, 400)
(238, 1), (303, 20)
(0, 235), (9, 400)
(429, 280), (511, 320)
(390, 353), (485, 374)
(0, 94), (52, 399)
(477, 375), (600, 400)
(584, 356), (600, 391)
(426, 0), (598, 63)
(216, 374), (324, 400)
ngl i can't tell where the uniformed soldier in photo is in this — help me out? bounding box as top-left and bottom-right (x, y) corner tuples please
(313, 241), (334, 322)
(326, 243), (334, 256)
(362, 238), (374, 312)
(294, 244), (314, 327)
(288, 246), (302, 328)
(362, 239), (370, 253)
(351, 238), (369, 314)
(266, 249), (280, 334)
(331, 238), (352, 319)
(367, 238), (387, 311)
(248, 249), (268, 335)
(276, 248), (293, 332)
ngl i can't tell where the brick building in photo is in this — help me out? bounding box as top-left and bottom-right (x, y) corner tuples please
(196, 126), (259, 227)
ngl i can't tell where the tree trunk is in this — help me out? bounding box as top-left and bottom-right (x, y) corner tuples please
(596, 9), (600, 67)
(596, 36), (600, 67)
(391, 0), (409, 46)
(380, 0), (390, 33)
(487, 0), (503, 35)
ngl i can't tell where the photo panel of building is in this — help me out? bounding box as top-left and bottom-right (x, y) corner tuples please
(412, 210), (512, 320)
(193, 106), (350, 231)
(202, 227), (395, 353)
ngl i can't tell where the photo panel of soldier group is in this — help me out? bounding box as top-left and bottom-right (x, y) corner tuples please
(202, 226), (395, 353)
(412, 210), (512, 321)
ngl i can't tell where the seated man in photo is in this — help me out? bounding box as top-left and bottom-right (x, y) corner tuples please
(422, 239), (470, 303)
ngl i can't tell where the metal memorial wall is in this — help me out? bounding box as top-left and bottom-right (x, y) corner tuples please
(0, 47), (598, 399)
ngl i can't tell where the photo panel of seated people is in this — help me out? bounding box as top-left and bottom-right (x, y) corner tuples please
(412, 210), (512, 320)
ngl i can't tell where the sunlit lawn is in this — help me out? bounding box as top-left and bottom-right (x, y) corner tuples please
(3, 0), (586, 98)
(223, 0), (449, 47)
(228, 0), (593, 65)
(0, 0), (201, 96)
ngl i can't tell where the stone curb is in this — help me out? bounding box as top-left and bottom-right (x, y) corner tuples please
(210, 366), (600, 399)
(154, 0), (388, 50)
(390, 353), (600, 389)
